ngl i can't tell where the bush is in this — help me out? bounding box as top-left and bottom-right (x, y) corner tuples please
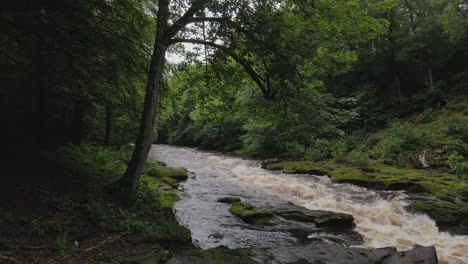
(380, 122), (424, 166)
(305, 139), (332, 161)
(448, 153), (468, 175)
(347, 150), (370, 169)
(282, 142), (305, 160)
(64, 144), (131, 185)
(331, 140), (348, 163)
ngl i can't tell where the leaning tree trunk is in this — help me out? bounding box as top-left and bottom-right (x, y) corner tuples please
(104, 106), (112, 146)
(115, 0), (170, 200)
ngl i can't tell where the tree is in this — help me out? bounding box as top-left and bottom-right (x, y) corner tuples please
(115, 0), (388, 199)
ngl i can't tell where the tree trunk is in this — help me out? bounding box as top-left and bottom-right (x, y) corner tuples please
(104, 106), (112, 146)
(115, 0), (170, 200)
(71, 99), (85, 144)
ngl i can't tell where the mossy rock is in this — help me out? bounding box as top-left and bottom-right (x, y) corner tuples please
(217, 196), (241, 204)
(263, 161), (331, 176)
(160, 177), (180, 189)
(228, 202), (273, 225)
(146, 162), (188, 181)
(408, 201), (468, 234)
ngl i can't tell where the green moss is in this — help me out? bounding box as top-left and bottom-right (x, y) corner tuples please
(328, 164), (467, 202)
(160, 177), (180, 189)
(145, 162), (188, 181)
(228, 202), (273, 225)
(120, 177), (191, 248)
(410, 201), (468, 228)
(217, 196), (242, 204)
(264, 161), (331, 176)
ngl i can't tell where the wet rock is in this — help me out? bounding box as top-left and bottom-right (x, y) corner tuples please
(314, 213), (354, 229)
(276, 209), (355, 229)
(229, 202), (273, 225)
(217, 196), (242, 204)
(250, 244), (437, 264)
(379, 245), (438, 264)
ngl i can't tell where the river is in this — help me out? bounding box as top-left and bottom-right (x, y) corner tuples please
(150, 145), (468, 263)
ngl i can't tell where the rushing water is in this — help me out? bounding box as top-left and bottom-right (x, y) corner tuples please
(150, 145), (468, 263)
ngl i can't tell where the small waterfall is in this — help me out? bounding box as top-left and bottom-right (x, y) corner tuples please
(151, 145), (468, 264)
(419, 151), (430, 168)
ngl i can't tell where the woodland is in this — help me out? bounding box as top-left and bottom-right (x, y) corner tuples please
(1, 0), (467, 263)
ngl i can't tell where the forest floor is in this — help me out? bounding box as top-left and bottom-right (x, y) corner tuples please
(0, 146), (193, 264)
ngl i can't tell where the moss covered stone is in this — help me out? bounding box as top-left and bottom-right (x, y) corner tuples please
(228, 202), (273, 225)
(146, 162), (188, 181)
(409, 201), (468, 234)
(263, 161), (331, 176)
(160, 177), (180, 189)
(217, 196), (242, 204)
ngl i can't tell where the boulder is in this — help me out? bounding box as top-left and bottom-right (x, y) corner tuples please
(276, 209), (355, 229)
(229, 202), (273, 225)
(249, 244), (437, 264)
(217, 196), (242, 204)
(377, 245), (438, 264)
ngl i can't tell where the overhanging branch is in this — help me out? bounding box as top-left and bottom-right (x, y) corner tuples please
(170, 38), (275, 100)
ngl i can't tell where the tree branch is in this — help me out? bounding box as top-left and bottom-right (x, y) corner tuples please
(167, 0), (205, 38)
(170, 38), (274, 100)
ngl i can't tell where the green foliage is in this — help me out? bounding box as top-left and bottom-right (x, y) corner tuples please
(119, 177), (190, 248)
(380, 122), (424, 166)
(331, 140), (349, 163)
(448, 153), (468, 175)
(64, 144), (131, 185)
(30, 219), (69, 238)
(55, 232), (69, 256)
(347, 150), (370, 169)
